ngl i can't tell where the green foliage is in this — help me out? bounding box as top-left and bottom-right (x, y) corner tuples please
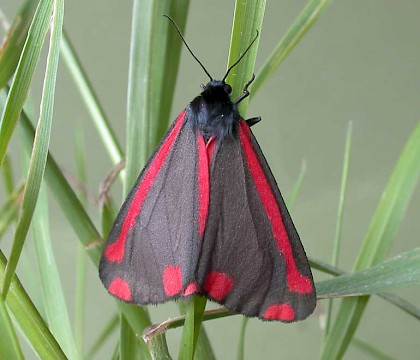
(0, 0), (418, 359)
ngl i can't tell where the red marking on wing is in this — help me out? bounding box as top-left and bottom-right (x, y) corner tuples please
(263, 303), (295, 321)
(197, 133), (210, 237)
(182, 282), (199, 296)
(239, 121), (312, 294)
(104, 112), (186, 263)
(204, 271), (234, 301)
(163, 265), (182, 296)
(108, 277), (132, 301)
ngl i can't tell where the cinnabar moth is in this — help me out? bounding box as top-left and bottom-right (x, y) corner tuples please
(99, 17), (316, 322)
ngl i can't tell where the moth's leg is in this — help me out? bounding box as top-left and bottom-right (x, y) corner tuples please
(245, 117), (261, 127)
(234, 74), (255, 105)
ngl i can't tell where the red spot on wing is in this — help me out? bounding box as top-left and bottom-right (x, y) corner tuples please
(197, 133), (210, 237)
(239, 121), (312, 294)
(104, 112), (186, 263)
(204, 271), (234, 301)
(163, 265), (183, 296)
(263, 303), (295, 321)
(182, 282), (199, 296)
(108, 277), (132, 301)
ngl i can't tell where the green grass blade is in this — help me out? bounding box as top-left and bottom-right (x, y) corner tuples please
(60, 32), (124, 168)
(0, 0), (54, 165)
(32, 183), (79, 359)
(178, 296), (207, 360)
(1, 0), (64, 297)
(126, 0), (168, 193)
(251, 0), (333, 96)
(0, 298), (24, 360)
(0, 0), (37, 90)
(120, 315), (145, 360)
(321, 121), (420, 359)
(153, 0), (190, 146)
(317, 247), (420, 298)
(226, 0), (266, 113)
(85, 314), (119, 360)
(75, 127), (88, 356)
(325, 122), (352, 334)
(0, 250), (67, 359)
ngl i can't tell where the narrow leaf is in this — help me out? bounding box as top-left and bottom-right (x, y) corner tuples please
(60, 32), (124, 169)
(0, 250), (67, 359)
(2, 0), (64, 297)
(0, 0), (54, 165)
(0, 298), (24, 360)
(317, 247), (420, 298)
(0, 0), (37, 90)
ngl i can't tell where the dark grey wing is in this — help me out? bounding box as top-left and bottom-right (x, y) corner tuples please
(99, 111), (207, 304)
(196, 120), (316, 322)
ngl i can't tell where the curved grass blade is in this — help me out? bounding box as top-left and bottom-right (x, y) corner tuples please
(0, 250), (67, 359)
(1, 0), (64, 297)
(0, 0), (54, 165)
(251, 0), (333, 97)
(60, 32), (124, 170)
(0, 0), (37, 90)
(321, 121), (420, 359)
(0, 298), (23, 360)
(317, 247), (420, 298)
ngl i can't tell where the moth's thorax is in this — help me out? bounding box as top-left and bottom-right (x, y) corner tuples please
(188, 80), (240, 142)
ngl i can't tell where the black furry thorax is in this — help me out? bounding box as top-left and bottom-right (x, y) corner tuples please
(187, 80), (241, 142)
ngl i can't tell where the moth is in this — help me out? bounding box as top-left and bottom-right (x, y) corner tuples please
(99, 18), (316, 322)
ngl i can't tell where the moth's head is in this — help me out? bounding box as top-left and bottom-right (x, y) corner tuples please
(201, 80), (232, 96)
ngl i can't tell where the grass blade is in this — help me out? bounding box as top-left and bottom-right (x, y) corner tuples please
(178, 296), (206, 360)
(0, 0), (37, 90)
(317, 247), (420, 298)
(352, 338), (394, 360)
(60, 32), (124, 169)
(226, 0), (266, 113)
(0, 250), (67, 359)
(153, 0), (190, 146)
(0, 298), (23, 359)
(325, 122), (352, 334)
(1, 0), (64, 297)
(321, 121), (420, 359)
(32, 183), (79, 359)
(75, 127), (88, 355)
(0, 0), (54, 165)
(0, 183), (23, 240)
(251, 0), (333, 96)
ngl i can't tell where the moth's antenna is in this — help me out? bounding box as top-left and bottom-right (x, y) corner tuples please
(163, 15), (213, 81)
(222, 31), (259, 82)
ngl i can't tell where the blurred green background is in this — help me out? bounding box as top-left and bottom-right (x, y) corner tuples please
(1, 0), (419, 359)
